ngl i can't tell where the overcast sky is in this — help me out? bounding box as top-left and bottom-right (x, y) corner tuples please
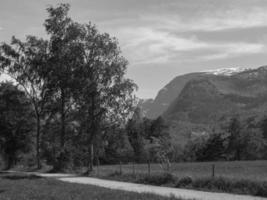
(1, 0), (267, 99)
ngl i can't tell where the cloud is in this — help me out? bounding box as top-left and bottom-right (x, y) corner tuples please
(199, 43), (264, 61)
(0, 27), (3, 31)
(95, 4), (267, 66)
(118, 27), (208, 65)
(141, 7), (267, 33)
(116, 27), (264, 65)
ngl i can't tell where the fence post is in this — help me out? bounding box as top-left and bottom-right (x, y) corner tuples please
(119, 161), (122, 175)
(147, 160), (151, 177)
(96, 157), (100, 176)
(212, 164), (215, 178)
(132, 162), (135, 175)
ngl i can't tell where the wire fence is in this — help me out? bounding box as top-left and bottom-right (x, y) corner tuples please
(93, 162), (217, 179)
(91, 161), (267, 182)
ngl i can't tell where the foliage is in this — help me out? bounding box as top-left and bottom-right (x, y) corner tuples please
(0, 35), (50, 168)
(126, 109), (172, 165)
(1, 3), (136, 170)
(138, 173), (177, 186)
(183, 115), (267, 162)
(175, 176), (193, 187)
(183, 177), (267, 197)
(0, 82), (34, 169)
(126, 108), (147, 162)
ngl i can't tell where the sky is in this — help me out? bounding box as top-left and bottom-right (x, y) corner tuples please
(1, 0), (267, 99)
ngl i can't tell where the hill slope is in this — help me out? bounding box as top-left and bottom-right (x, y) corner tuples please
(140, 66), (267, 145)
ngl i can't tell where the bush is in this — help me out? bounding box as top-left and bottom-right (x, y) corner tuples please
(175, 176), (267, 197)
(175, 176), (193, 187)
(138, 173), (177, 186)
(105, 172), (267, 197)
(106, 172), (142, 183)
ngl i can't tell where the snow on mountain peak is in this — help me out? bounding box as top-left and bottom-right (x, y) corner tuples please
(204, 67), (250, 76)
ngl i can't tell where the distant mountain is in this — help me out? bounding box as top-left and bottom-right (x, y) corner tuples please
(138, 98), (154, 117)
(139, 66), (267, 145)
(141, 72), (207, 118)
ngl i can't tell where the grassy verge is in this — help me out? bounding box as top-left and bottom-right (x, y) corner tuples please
(91, 160), (267, 181)
(0, 172), (184, 200)
(101, 171), (267, 197)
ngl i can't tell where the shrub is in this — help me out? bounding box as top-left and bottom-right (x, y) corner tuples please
(176, 176), (193, 187)
(191, 177), (267, 197)
(137, 173), (177, 186)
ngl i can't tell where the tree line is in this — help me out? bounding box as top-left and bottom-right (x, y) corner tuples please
(184, 116), (267, 162)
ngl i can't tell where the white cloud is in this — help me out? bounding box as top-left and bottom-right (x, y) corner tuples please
(116, 27), (264, 65)
(140, 7), (267, 32)
(199, 43), (264, 61)
(97, 5), (267, 66)
(118, 27), (209, 65)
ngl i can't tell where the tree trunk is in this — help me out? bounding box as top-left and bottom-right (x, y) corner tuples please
(36, 115), (41, 169)
(60, 88), (65, 148)
(87, 94), (96, 173)
(58, 88), (66, 170)
(88, 143), (94, 172)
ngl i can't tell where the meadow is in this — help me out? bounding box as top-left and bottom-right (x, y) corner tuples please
(94, 160), (267, 181)
(90, 160), (267, 197)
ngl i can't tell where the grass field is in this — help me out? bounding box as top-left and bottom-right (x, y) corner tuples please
(89, 160), (267, 197)
(94, 160), (267, 181)
(0, 172), (183, 200)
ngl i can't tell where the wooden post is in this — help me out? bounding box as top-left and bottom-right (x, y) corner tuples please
(148, 160), (151, 177)
(119, 161), (122, 175)
(212, 164), (215, 178)
(132, 162), (135, 175)
(96, 157), (100, 176)
(88, 143), (94, 172)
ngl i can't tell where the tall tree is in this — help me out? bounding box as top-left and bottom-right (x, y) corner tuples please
(0, 36), (49, 168)
(44, 4), (84, 169)
(76, 24), (136, 172)
(44, 4), (136, 171)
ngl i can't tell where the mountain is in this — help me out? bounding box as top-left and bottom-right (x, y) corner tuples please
(141, 72), (207, 118)
(139, 66), (267, 145)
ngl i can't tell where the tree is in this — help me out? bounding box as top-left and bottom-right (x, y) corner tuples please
(0, 36), (49, 168)
(44, 4), (79, 170)
(145, 117), (172, 169)
(261, 116), (267, 139)
(126, 108), (147, 162)
(71, 22), (136, 172)
(101, 124), (133, 164)
(0, 3), (137, 171)
(226, 117), (244, 160)
(0, 82), (33, 169)
(198, 133), (226, 161)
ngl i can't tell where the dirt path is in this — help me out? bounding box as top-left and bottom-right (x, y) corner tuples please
(30, 172), (265, 200)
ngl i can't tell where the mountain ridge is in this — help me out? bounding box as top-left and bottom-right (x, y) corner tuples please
(140, 66), (267, 119)
(139, 65), (267, 145)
